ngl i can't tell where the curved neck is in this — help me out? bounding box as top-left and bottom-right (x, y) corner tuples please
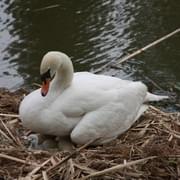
(50, 56), (74, 95)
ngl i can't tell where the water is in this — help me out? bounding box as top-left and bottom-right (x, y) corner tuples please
(0, 0), (180, 111)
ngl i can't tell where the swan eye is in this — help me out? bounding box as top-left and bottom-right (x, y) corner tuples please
(41, 69), (51, 82)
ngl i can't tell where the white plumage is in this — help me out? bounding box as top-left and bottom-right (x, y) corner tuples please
(19, 51), (168, 145)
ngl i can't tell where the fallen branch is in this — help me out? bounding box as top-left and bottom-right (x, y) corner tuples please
(0, 113), (19, 118)
(82, 156), (156, 179)
(117, 28), (180, 64)
(0, 153), (38, 166)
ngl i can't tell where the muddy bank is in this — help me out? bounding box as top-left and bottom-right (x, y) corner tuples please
(0, 88), (179, 179)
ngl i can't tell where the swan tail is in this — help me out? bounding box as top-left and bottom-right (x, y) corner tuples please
(145, 92), (169, 102)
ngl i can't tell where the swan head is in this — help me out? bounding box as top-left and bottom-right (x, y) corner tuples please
(40, 51), (69, 96)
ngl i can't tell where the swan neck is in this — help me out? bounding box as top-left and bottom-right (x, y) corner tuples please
(52, 56), (73, 92)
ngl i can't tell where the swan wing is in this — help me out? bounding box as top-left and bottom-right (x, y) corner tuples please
(70, 81), (147, 145)
(51, 72), (136, 117)
(51, 73), (168, 118)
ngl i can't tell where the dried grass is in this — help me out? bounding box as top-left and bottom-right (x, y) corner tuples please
(0, 88), (179, 180)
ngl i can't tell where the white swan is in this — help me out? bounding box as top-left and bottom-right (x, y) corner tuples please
(19, 51), (168, 145)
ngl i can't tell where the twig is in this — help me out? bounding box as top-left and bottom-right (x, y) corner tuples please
(149, 105), (169, 116)
(33, 138), (98, 180)
(50, 157), (57, 166)
(162, 124), (180, 139)
(0, 119), (19, 146)
(0, 129), (13, 143)
(7, 118), (19, 125)
(42, 171), (49, 180)
(0, 153), (37, 166)
(74, 163), (96, 173)
(0, 113), (19, 118)
(143, 75), (164, 91)
(168, 134), (174, 142)
(19, 177), (32, 180)
(33, 5), (60, 12)
(117, 28), (180, 64)
(137, 123), (150, 138)
(69, 159), (75, 176)
(166, 125), (180, 136)
(28, 158), (51, 176)
(81, 156), (156, 179)
(141, 134), (155, 148)
(47, 138), (97, 173)
(165, 155), (180, 158)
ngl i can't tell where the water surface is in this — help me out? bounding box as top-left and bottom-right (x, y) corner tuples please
(0, 0), (180, 111)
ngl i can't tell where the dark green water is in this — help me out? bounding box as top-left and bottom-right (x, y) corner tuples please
(0, 0), (180, 111)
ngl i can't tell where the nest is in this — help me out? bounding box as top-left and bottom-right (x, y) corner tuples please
(0, 88), (180, 180)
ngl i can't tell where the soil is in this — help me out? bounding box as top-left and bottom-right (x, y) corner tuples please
(0, 88), (179, 180)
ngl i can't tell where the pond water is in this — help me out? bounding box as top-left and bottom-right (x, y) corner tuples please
(0, 0), (180, 111)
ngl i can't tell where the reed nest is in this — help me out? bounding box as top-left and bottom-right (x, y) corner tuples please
(0, 88), (179, 180)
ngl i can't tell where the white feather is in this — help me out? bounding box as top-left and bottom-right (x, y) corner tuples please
(19, 51), (168, 145)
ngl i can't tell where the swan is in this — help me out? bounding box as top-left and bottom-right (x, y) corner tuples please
(19, 51), (168, 145)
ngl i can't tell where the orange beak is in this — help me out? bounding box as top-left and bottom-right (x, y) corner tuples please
(41, 79), (50, 96)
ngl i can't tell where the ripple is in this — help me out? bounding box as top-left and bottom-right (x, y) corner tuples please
(0, 0), (179, 110)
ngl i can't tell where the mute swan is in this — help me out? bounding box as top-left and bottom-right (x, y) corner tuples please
(19, 51), (168, 145)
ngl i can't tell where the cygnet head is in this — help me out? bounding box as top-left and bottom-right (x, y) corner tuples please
(27, 134), (39, 149)
(40, 51), (70, 96)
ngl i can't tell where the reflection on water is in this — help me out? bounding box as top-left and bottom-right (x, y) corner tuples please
(0, 0), (180, 110)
